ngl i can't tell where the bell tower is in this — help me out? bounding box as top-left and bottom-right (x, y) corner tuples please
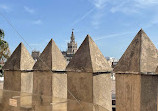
(67, 29), (77, 56)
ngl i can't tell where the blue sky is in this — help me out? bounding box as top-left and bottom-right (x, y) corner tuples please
(0, 0), (158, 59)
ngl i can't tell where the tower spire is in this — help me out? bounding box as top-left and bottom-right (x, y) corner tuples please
(71, 29), (75, 42)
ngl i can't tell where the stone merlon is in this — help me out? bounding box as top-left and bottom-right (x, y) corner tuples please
(3, 42), (34, 70)
(33, 39), (67, 71)
(66, 35), (112, 73)
(114, 29), (158, 74)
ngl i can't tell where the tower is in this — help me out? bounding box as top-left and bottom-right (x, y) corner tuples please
(66, 30), (77, 61)
(31, 50), (40, 61)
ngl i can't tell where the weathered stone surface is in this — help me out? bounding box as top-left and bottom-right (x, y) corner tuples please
(52, 73), (67, 99)
(33, 39), (67, 71)
(68, 100), (93, 111)
(52, 97), (67, 111)
(3, 71), (21, 91)
(20, 72), (33, 108)
(0, 90), (2, 103)
(33, 71), (52, 96)
(21, 72), (33, 93)
(33, 71), (67, 111)
(155, 66), (158, 74)
(116, 74), (158, 111)
(32, 71), (52, 111)
(66, 35), (111, 73)
(93, 74), (112, 111)
(33, 71), (67, 110)
(114, 29), (158, 73)
(0, 90), (20, 111)
(67, 72), (111, 111)
(20, 92), (32, 108)
(116, 74), (141, 111)
(4, 71), (33, 93)
(67, 72), (93, 111)
(3, 43), (34, 70)
(141, 75), (158, 111)
(67, 72), (93, 103)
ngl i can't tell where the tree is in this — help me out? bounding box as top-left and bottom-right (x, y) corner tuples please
(0, 29), (10, 76)
(0, 29), (10, 62)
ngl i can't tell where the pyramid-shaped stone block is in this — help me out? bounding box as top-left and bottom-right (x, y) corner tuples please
(33, 39), (66, 71)
(66, 35), (111, 72)
(3, 43), (34, 70)
(114, 29), (158, 73)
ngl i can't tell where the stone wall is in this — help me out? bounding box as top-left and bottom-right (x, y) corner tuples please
(2, 29), (158, 111)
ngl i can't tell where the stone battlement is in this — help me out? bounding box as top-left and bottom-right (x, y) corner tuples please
(1, 29), (158, 111)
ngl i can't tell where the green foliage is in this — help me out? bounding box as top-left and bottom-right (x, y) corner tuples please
(0, 29), (10, 62)
(0, 29), (10, 77)
(0, 29), (4, 39)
